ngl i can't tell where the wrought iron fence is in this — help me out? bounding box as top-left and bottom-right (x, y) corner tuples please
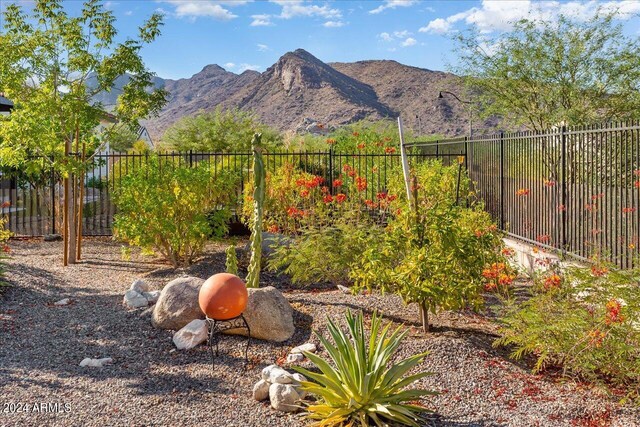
(0, 149), (438, 237)
(414, 121), (640, 268)
(5, 120), (638, 268)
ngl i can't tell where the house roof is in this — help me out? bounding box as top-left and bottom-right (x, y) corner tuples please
(0, 95), (13, 112)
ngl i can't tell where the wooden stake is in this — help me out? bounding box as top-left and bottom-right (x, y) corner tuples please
(397, 116), (413, 205)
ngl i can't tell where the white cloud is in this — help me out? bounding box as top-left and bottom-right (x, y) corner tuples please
(401, 37), (417, 47)
(224, 62), (236, 69)
(238, 63), (261, 72)
(379, 32), (393, 42)
(393, 30), (411, 38)
(323, 20), (345, 28)
(370, 0), (417, 15)
(124, 10), (133, 16)
(160, 1), (249, 21)
(250, 14), (273, 26)
(270, 0), (342, 19)
(419, 17), (452, 34)
(420, 0), (640, 35)
(257, 43), (269, 51)
(250, 1), (344, 28)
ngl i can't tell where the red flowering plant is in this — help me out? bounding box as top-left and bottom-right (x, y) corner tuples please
(245, 161), (400, 236)
(496, 260), (640, 398)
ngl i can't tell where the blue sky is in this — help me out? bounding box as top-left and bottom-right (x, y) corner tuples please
(3, 1), (640, 80)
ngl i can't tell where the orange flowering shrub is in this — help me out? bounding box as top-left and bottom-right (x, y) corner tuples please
(243, 162), (398, 235)
(496, 261), (640, 397)
(482, 262), (517, 297)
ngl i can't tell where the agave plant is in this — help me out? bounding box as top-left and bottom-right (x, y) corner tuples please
(294, 310), (436, 427)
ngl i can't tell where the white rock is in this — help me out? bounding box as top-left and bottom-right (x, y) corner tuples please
(261, 364), (278, 381)
(253, 379), (270, 401)
(291, 373), (307, 384)
(142, 291), (161, 304)
(54, 298), (71, 306)
(291, 343), (317, 354)
(269, 367), (294, 384)
(269, 383), (300, 412)
(123, 290), (148, 309)
(130, 279), (150, 294)
(172, 319), (208, 350)
(290, 373), (308, 399)
(79, 357), (113, 367)
(286, 353), (304, 363)
(337, 285), (351, 294)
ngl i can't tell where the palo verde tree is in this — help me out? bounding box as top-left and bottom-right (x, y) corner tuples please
(0, 0), (167, 265)
(453, 10), (640, 132)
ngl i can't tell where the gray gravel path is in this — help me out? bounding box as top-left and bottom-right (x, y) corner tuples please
(0, 239), (638, 427)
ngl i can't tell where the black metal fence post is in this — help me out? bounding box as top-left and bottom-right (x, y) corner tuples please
(561, 125), (567, 256)
(328, 146), (334, 195)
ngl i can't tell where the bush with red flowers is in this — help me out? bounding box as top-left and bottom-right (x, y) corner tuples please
(496, 261), (640, 398)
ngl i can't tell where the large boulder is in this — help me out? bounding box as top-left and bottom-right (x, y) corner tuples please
(226, 286), (294, 342)
(152, 276), (205, 330)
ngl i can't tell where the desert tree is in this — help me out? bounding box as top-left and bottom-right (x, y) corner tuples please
(453, 11), (640, 132)
(0, 0), (167, 264)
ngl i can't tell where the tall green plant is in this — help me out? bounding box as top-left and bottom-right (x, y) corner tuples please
(113, 156), (237, 267)
(351, 161), (504, 332)
(294, 310), (435, 427)
(246, 133), (265, 288)
(225, 244), (238, 276)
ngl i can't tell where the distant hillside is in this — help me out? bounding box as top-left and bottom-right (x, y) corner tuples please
(94, 49), (498, 141)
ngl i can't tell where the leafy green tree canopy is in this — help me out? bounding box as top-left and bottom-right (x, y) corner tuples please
(453, 11), (640, 131)
(160, 107), (282, 152)
(0, 0), (167, 168)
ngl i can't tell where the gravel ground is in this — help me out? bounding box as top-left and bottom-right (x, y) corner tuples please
(1, 239), (639, 427)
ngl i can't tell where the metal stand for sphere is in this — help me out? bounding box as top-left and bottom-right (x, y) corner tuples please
(205, 314), (251, 369)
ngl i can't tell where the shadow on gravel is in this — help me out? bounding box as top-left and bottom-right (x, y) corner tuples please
(423, 414), (505, 427)
(286, 295), (536, 375)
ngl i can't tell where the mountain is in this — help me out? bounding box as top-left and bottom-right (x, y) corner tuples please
(105, 49), (496, 141)
(329, 60), (492, 136)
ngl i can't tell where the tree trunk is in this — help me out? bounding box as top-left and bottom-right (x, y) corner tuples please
(419, 301), (429, 333)
(63, 173), (70, 266)
(67, 172), (77, 264)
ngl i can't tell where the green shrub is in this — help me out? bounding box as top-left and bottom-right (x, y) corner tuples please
(0, 212), (11, 285)
(113, 156), (238, 267)
(269, 220), (380, 286)
(294, 310), (435, 427)
(350, 160), (504, 331)
(160, 107), (282, 152)
(495, 262), (640, 399)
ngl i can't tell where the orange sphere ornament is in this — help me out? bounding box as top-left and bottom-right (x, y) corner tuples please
(198, 273), (248, 320)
